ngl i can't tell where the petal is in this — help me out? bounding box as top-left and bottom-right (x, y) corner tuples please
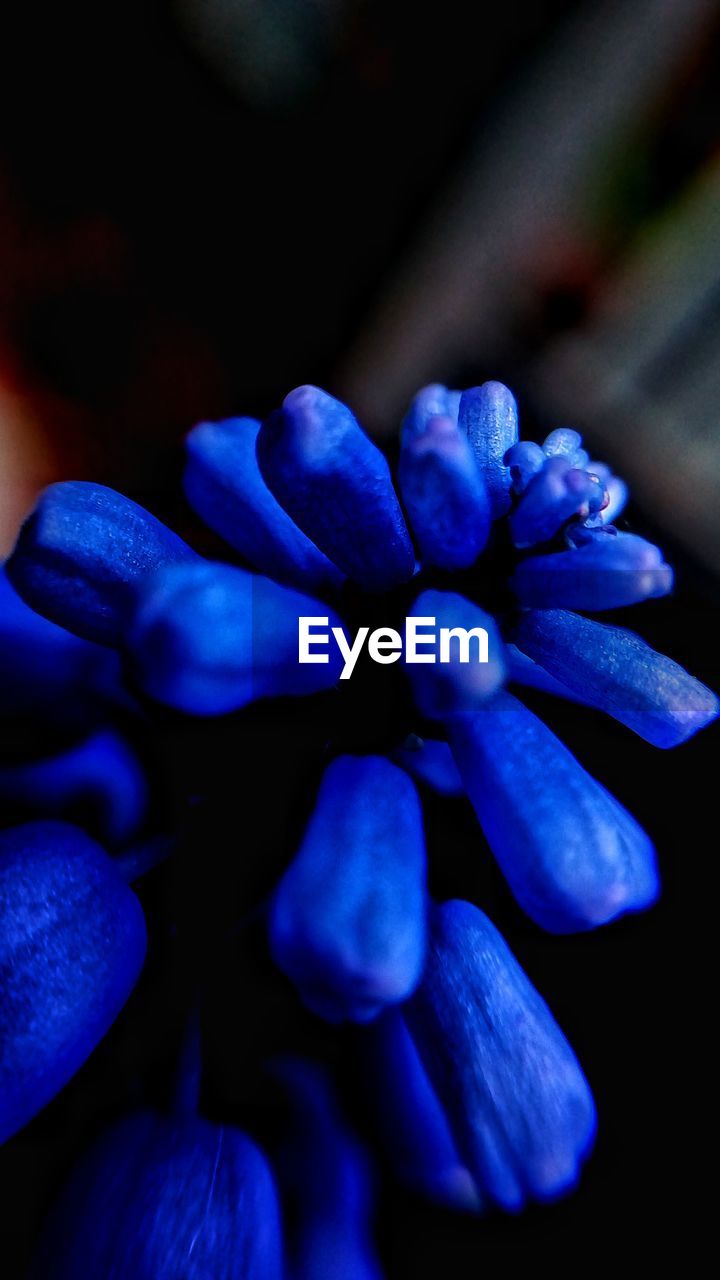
(184, 417), (343, 591)
(392, 735), (464, 796)
(509, 457), (598, 548)
(7, 481), (195, 645)
(406, 899), (596, 1210)
(401, 383), (460, 438)
(127, 560), (346, 715)
(458, 381), (518, 518)
(257, 385), (415, 591)
(269, 755), (427, 1022)
(506, 642), (592, 705)
(403, 590), (506, 719)
(0, 728), (148, 845)
(0, 821), (146, 1145)
(399, 414), (490, 569)
(505, 441), (545, 494)
(542, 428), (583, 457)
(449, 692), (659, 932)
(510, 532), (673, 610)
(272, 1060), (383, 1280)
(34, 1110), (282, 1279)
(361, 1010), (481, 1210)
(513, 609), (719, 747)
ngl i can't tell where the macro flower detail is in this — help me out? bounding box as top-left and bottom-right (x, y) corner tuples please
(406, 899), (597, 1210)
(0, 821), (146, 1145)
(1, 376), (717, 1269)
(32, 1109), (283, 1279)
(270, 755), (427, 1023)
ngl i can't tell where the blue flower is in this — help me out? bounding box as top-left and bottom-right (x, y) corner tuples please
(406, 899), (597, 1210)
(32, 1109), (283, 1279)
(269, 755), (427, 1022)
(0, 821), (146, 1145)
(2, 376), (717, 1251)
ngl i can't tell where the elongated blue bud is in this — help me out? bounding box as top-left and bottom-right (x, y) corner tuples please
(458, 382), (518, 517)
(406, 899), (596, 1210)
(0, 729), (148, 845)
(270, 755), (427, 1022)
(513, 609), (719, 747)
(362, 1010), (481, 1210)
(404, 590), (506, 719)
(7, 482), (195, 645)
(0, 821), (146, 1145)
(0, 569), (126, 745)
(401, 383), (460, 438)
(127, 560), (346, 715)
(184, 417), (343, 591)
(511, 532), (673, 610)
(509, 457), (599, 548)
(449, 693), (659, 931)
(392, 735), (464, 795)
(257, 385), (415, 591)
(33, 1110), (282, 1279)
(399, 414), (490, 569)
(272, 1060), (382, 1280)
(542, 427), (583, 458)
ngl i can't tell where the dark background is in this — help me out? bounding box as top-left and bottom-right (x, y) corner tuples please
(0, 1), (718, 1275)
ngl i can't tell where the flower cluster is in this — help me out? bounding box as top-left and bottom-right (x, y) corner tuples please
(1, 380), (717, 1276)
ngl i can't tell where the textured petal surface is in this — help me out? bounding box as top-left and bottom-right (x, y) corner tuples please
(257, 385), (415, 591)
(406, 900), (596, 1210)
(184, 417), (342, 591)
(0, 821), (146, 1145)
(270, 755), (427, 1022)
(458, 382), (518, 517)
(404, 590), (506, 719)
(399, 414), (490, 569)
(449, 693), (659, 932)
(127, 559), (346, 715)
(33, 1110), (282, 1280)
(514, 609), (719, 747)
(511, 532), (673, 610)
(7, 482), (195, 644)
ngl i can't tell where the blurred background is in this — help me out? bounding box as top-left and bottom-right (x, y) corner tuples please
(1, 1), (719, 1275)
(2, 0), (720, 565)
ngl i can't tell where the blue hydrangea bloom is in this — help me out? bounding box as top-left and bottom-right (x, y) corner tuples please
(2, 375), (717, 1245)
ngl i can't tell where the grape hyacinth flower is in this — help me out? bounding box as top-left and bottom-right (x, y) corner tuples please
(1, 378), (717, 1267)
